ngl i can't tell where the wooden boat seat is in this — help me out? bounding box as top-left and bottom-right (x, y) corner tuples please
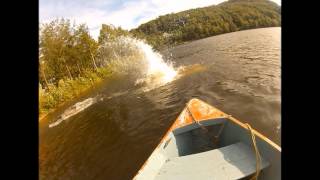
(155, 142), (270, 180)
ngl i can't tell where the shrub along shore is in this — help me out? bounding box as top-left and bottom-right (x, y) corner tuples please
(39, 68), (112, 121)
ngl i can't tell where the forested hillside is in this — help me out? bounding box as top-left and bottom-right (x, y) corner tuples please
(131, 0), (281, 49)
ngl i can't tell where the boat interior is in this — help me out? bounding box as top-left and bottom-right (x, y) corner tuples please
(135, 118), (280, 180)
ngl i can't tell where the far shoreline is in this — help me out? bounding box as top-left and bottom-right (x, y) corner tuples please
(159, 26), (281, 51)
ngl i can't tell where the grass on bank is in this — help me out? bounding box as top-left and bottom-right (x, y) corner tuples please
(39, 68), (112, 120)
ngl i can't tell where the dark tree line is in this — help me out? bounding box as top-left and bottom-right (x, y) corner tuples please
(131, 0), (280, 49)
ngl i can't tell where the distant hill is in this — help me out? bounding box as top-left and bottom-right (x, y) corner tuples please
(130, 0), (281, 49)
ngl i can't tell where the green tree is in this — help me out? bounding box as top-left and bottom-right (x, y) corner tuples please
(73, 24), (98, 72)
(40, 18), (75, 83)
(39, 19), (99, 86)
(98, 24), (129, 45)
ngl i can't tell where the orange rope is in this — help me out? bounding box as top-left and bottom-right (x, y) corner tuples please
(245, 123), (262, 180)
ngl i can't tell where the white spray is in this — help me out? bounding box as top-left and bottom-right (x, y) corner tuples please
(111, 37), (178, 90)
(132, 38), (177, 84)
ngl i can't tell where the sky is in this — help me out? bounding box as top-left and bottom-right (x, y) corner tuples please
(40, 0), (281, 39)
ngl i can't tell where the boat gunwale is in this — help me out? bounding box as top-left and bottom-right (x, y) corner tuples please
(133, 105), (189, 179)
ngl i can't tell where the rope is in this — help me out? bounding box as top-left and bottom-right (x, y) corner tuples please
(185, 103), (225, 144)
(185, 103), (261, 179)
(213, 122), (225, 144)
(186, 103), (208, 132)
(245, 123), (262, 180)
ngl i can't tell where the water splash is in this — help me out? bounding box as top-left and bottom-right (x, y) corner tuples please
(132, 38), (177, 85)
(49, 37), (179, 127)
(105, 37), (178, 91)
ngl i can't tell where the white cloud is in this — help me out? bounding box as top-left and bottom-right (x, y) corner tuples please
(40, 0), (281, 40)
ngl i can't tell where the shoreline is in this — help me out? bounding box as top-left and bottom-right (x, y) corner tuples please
(39, 70), (112, 122)
(158, 26), (281, 51)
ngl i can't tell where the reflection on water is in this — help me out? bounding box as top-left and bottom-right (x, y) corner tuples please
(39, 27), (280, 180)
(49, 97), (98, 128)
